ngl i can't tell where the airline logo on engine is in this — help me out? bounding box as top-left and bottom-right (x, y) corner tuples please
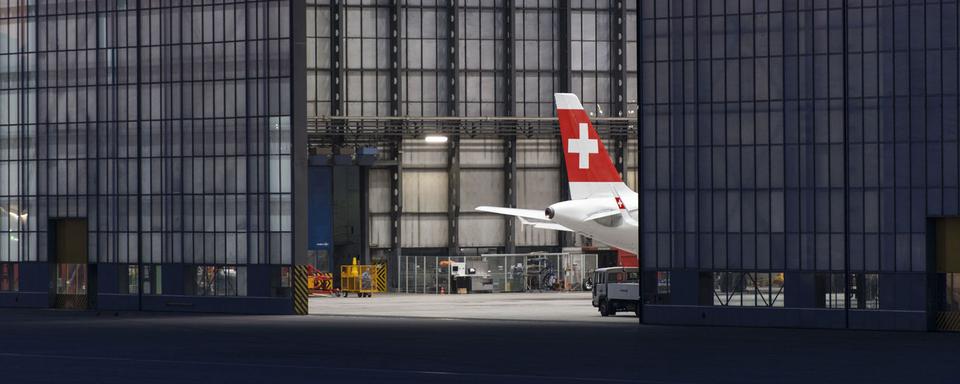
(568, 123), (599, 169)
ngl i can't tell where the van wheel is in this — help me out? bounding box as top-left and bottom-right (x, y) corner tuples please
(599, 300), (611, 317)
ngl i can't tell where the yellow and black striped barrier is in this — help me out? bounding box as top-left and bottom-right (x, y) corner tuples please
(293, 265), (309, 315)
(374, 264), (387, 293)
(318, 272), (334, 291)
(936, 311), (960, 332)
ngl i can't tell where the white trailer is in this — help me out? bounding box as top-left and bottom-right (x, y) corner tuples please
(591, 267), (640, 317)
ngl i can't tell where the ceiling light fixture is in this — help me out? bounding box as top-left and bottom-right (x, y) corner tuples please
(424, 135), (448, 144)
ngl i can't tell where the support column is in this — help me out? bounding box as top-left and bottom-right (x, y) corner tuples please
(389, 141), (403, 274)
(446, 0), (461, 255)
(557, 0), (573, 248)
(504, 0), (516, 116)
(447, 139), (460, 256)
(446, 0), (459, 117)
(359, 167), (370, 264)
(557, 0), (572, 93)
(291, 0), (309, 269)
(388, 0), (404, 264)
(328, 0), (345, 155)
(611, 0), (628, 179)
(330, 0), (344, 116)
(389, 0), (402, 117)
(503, 138), (517, 253)
(503, 1), (517, 253)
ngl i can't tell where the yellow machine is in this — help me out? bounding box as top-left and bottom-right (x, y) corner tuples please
(339, 258), (385, 297)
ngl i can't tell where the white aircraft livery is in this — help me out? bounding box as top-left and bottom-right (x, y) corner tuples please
(477, 93), (639, 255)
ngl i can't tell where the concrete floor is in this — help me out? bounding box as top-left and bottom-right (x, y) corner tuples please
(310, 292), (638, 323)
(0, 309), (958, 383)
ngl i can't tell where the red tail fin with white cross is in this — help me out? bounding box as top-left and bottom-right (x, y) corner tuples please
(556, 93), (630, 200)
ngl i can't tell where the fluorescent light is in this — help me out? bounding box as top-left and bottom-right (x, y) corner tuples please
(424, 135), (448, 144)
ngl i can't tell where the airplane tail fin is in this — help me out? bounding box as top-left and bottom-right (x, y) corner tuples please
(555, 93), (629, 200)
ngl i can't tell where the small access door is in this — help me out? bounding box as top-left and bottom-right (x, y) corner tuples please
(50, 219), (94, 310)
(933, 218), (960, 331)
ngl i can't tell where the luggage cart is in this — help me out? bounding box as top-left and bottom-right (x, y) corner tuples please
(340, 259), (377, 298)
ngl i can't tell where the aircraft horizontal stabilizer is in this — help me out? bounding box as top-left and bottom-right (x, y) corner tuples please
(475, 206), (548, 221)
(583, 210), (620, 222)
(531, 223), (574, 232)
(476, 206), (574, 232)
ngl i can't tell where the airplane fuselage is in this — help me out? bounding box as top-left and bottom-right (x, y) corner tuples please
(547, 193), (639, 254)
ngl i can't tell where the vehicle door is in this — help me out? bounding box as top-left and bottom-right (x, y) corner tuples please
(595, 271), (608, 302)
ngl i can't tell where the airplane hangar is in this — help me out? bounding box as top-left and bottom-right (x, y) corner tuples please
(3, 1), (956, 333)
(0, 1), (640, 319)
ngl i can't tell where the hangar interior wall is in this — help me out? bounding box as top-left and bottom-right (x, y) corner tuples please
(306, 1), (640, 256)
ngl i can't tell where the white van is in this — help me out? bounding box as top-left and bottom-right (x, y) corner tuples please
(592, 267), (640, 317)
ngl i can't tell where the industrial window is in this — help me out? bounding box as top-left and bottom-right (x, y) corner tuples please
(119, 265), (161, 295)
(188, 265), (247, 297)
(713, 272), (785, 307)
(642, 271), (671, 305)
(817, 273), (846, 309)
(142, 265), (162, 295)
(816, 273), (880, 309)
(0, 263), (18, 292)
(272, 266), (291, 297)
(849, 274), (879, 310)
(120, 265), (139, 295)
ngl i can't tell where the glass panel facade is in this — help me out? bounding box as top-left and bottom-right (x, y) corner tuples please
(640, 0), (960, 277)
(0, 2), (293, 274)
(306, 0), (639, 118)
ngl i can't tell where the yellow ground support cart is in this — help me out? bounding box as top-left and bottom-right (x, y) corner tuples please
(340, 258), (378, 297)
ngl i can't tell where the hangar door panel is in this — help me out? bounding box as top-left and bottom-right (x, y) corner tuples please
(934, 218), (960, 332)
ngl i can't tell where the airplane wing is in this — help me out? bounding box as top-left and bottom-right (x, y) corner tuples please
(475, 206), (574, 232)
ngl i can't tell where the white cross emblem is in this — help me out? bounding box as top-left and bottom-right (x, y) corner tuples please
(568, 123), (598, 169)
